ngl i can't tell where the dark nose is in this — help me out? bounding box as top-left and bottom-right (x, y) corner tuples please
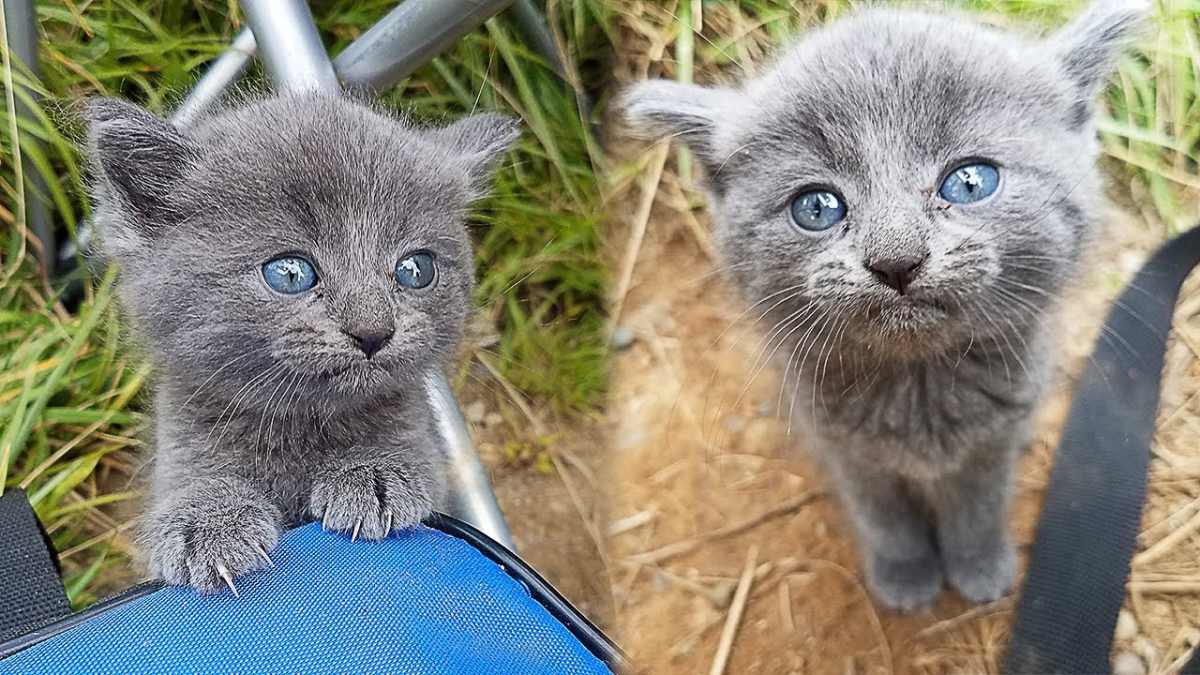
(346, 329), (394, 358)
(867, 255), (925, 294)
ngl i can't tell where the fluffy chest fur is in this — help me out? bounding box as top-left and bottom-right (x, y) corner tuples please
(790, 331), (1051, 479)
(151, 387), (433, 524)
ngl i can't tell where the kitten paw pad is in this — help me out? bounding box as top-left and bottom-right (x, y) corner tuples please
(145, 504), (281, 595)
(865, 552), (944, 612)
(309, 463), (433, 541)
(945, 543), (1017, 603)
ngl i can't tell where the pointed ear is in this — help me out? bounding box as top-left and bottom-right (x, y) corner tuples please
(85, 97), (198, 225)
(621, 80), (740, 177)
(431, 112), (521, 198)
(1049, 0), (1147, 107)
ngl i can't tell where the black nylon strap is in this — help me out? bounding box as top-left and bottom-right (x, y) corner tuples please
(1004, 225), (1200, 673)
(0, 489), (72, 643)
(427, 513), (627, 670)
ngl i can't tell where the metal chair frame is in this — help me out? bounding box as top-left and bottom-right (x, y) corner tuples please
(3, 0), (574, 551)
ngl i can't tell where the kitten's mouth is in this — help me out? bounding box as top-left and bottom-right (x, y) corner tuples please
(316, 358), (394, 383)
(869, 295), (951, 330)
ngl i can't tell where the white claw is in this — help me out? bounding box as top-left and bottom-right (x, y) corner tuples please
(385, 512), (393, 536)
(351, 520), (362, 543)
(215, 564), (240, 598)
(321, 508), (330, 532)
(255, 544), (275, 568)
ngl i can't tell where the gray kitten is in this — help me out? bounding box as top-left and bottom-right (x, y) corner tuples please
(623, 1), (1142, 610)
(85, 94), (518, 593)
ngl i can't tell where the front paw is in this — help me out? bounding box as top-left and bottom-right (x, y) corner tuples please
(308, 462), (433, 541)
(945, 539), (1017, 603)
(143, 497), (281, 595)
(864, 551), (944, 612)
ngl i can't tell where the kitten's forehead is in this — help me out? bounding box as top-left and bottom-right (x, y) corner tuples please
(738, 10), (1067, 171)
(188, 96), (465, 244)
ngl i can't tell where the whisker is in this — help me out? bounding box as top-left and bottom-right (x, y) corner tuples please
(176, 348), (268, 414)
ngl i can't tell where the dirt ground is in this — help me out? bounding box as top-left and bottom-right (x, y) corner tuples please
(601, 147), (1200, 674)
(484, 420), (616, 629)
(456, 361), (617, 630)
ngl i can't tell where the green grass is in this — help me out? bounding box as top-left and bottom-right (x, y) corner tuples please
(1, 0), (611, 605)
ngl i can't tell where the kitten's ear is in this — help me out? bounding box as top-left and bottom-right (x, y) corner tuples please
(85, 97), (198, 225)
(1049, 0), (1147, 101)
(621, 80), (739, 175)
(432, 112), (522, 198)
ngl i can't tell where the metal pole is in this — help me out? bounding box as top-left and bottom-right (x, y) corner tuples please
(3, 0), (55, 276)
(171, 28), (256, 127)
(239, 0), (516, 551)
(334, 0), (513, 92)
(65, 1), (584, 265)
(239, 2), (337, 94)
(509, 0), (566, 79)
(161, 2), (572, 121)
(426, 373), (515, 547)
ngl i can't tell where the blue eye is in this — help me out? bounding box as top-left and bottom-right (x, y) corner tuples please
(262, 256), (317, 294)
(395, 251), (436, 289)
(939, 163), (1000, 204)
(790, 189), (846, 232)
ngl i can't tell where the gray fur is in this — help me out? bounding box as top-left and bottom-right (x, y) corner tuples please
(622, 1), (1143, 610)
(85, 94), (518, 593)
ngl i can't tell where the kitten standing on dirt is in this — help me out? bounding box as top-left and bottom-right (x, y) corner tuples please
(85, 94), (518, 593)
(623, 1), (1143, 610)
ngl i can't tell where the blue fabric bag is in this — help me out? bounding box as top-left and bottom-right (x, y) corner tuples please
(0, 501), (621, 674)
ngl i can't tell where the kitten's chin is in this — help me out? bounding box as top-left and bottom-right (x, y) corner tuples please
(853, 297), (962, 357)
(318, 357), (425, 400)
(876, 297), (948, 329)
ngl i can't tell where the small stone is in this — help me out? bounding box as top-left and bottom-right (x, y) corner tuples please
(615, 427), (646, 452)
(1133, 636), (1158, 670)
(722, 415), (747, 434)
(710, 581), (736, 607)
(1119, 250), (1146, 277)
(1112, 651), (1145, 675)
(1115, 609), (1138, 641)
(484, 412), (503, 429)
(610, 326), (636, 350)
(652, 572), (668, 592)
(738, 417), (783, 451)
(464, 400), (486, 424)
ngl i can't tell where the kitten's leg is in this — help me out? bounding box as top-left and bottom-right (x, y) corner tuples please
(308, 441), (444, 541)
(140, 474), (282, 594)
(829, 460), (943, 612)
(928, 446), (1018, 603)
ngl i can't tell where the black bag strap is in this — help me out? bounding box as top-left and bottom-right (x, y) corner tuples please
(1004, 225), (1200, 673)
(0, 489), (72, 643)
(426, 513), (627, 670)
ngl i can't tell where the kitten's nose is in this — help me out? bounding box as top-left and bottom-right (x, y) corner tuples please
(346, 329), (394, 358)
(866, 255), (925, 295)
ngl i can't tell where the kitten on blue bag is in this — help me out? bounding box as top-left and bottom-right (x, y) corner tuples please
(623, 1), (1144, 610)
(85, 93), (518, 593)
